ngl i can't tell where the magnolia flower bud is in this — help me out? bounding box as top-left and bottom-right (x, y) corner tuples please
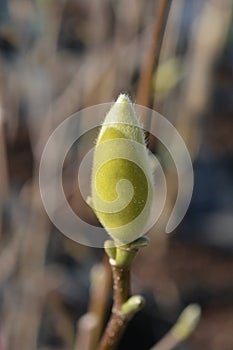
(89, 94), (153, 244)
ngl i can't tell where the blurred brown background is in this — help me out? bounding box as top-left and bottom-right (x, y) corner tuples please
(0, 0), (233, 349)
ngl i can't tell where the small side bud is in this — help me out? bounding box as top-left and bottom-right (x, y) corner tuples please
(121, 295), (145, 315)
(171, 304), (201, 341)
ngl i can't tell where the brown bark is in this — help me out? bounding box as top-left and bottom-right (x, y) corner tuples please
(98, 263), (132, 350)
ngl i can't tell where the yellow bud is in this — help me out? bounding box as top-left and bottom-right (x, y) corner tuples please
(89, 94), (153, 244)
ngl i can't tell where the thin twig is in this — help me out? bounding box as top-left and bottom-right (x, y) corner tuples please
(88, 261), (112, 348)
(136, 0), (172, 108)
(98, 237), (148, 350)
(98, 261), (131, 350)
(97, 238), (148, 350)
(75, 261), (112, 350)
(75, 313), (99, 350)
(0, 105), (9, 197)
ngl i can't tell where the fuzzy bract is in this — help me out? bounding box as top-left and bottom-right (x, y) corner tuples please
(89, 94), (153, 244)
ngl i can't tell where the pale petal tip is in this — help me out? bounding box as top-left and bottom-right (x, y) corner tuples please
(116, 93), (131, 105)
